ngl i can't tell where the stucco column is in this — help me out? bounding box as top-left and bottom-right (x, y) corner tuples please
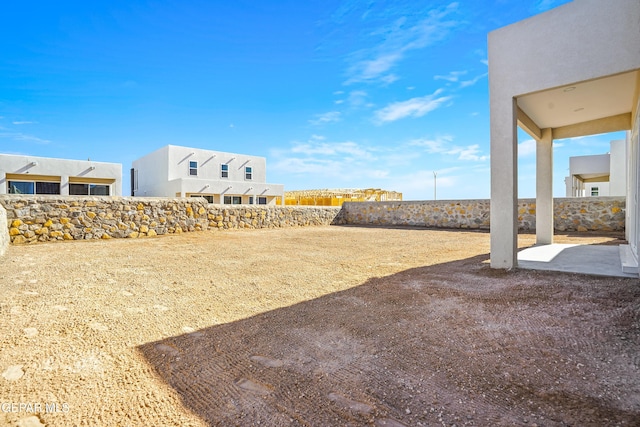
(490, 98), (519, 269)
(536, 128), (554, 245)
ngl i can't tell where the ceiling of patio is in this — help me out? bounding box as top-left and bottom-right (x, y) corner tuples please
(516, 70), (639, 130)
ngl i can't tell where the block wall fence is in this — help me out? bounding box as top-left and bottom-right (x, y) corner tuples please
(0, 195), (625, 245)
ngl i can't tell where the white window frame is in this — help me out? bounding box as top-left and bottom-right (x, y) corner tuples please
(189, 161), (198, 176)
(221, 164), (229, 178)
(245, 166), (252, 180)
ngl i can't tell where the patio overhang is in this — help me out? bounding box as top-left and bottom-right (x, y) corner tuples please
(516, 70), (637, 139)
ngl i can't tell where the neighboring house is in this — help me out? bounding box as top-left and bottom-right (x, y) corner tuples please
(0, 153), (122, 196)
(131, 145), (284, 205)
(488, 0), (640, 272)
(564, 140), (626, 197)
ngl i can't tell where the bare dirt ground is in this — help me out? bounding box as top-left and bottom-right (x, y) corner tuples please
(0, 226), (639, 427)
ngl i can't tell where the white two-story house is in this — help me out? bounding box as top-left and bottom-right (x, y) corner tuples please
(564, 139), (627, 197)
(131, 145), (284, 205)
(0, 153), (122, 196)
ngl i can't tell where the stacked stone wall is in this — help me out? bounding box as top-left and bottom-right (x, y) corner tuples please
(0, 195), (625, 246)
(0, 196), (343, 244)
(342, 196), (625, 232)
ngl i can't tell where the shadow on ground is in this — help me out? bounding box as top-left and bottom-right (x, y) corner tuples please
(138, 254), (640, 426)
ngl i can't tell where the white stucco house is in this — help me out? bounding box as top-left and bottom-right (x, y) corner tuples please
(131, 145), (284, 205)
(564, 140), (626, 197)
(488, 0), (640, 274)
(0, 153), (122, 196)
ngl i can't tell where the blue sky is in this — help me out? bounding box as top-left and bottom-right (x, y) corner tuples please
(0, 0), (625, 200)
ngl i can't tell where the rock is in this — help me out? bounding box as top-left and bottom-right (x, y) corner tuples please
(2, 365), (24, 381)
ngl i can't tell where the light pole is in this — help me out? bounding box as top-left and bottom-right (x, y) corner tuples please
(433, 171), (437, 200)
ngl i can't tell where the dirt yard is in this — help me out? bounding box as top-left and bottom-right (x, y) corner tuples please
(0, 226), (639, 426)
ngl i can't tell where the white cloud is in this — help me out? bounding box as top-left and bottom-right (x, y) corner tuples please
(409, 135), (454, 152)
(0, 132), (50, 144)
(374, 89), (452, 123)
(446, 144), (488, 161)
(459, 72), (488, 88)
(434, 70), (467, 82)
(12, 121), (35, 125)
(344, 2), (460, 85)
(518, 139), (536, 157)
(291, 140), (375, 160)
(410, 135), (488, 162)
(308, 111), (342, 126)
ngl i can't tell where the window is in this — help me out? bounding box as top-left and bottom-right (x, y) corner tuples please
(8, 180), (60, 195)
(221, 164), (229, 178)
(189, 161), (198, 176)
(258, 197), (267, 205)
(591, 187), (599, 196)
(190, 194), (213, 203)
(245, 166), (252, 180)
(69, 183), (110, 196)
(8, 181), (34, 194)
(249, 196), (254, 204)
(223, 195), (242, 204)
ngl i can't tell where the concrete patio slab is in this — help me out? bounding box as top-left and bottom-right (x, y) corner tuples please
(518, 243), (638, 278)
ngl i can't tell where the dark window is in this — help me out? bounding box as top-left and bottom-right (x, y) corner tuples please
(90, 184), (110, 196)
(245, 166), (252, 180)
(221, 164), (229, 178)
(258, 197), (267, 205)
(36, 181), (61, 195)
(249, 196), (254, 204)
(189, 161), (198, 176)
(8, 181), (34, 194)
(69, 183), (89, 195)
(8, 181), (60, 195)
(224, 195), (242, 204)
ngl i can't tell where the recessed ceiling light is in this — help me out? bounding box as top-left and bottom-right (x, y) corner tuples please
(564, 86), (576, 92)
(574, 107), (584, 112)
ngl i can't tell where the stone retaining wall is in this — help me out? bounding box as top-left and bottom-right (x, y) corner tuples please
(0, 195), (625, 246)
(0, 195), (343, 244)
(342, 196), (625, 232)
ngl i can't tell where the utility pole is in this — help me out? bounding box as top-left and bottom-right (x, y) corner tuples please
(433, 171), (437, 200)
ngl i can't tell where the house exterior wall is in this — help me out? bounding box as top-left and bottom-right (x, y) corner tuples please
(489, 0), (640, 268)
(564, 140), (626, 197)
(570, 154), (610, 177)
(132, 145), (284, 205)
(131, 146), (170, 197)
(610, 139), (627, 196)
(627, 74), (640, 258)
(0, 154), (122, 196)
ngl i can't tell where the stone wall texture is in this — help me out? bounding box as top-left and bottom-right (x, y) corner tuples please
(342, 196), (626, 232)
(0, 195), (343, 244)
(0, 195), (625, 245)
(0, 203), (8, 255)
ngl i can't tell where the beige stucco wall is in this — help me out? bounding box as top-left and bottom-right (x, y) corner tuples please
(489, 0), (640, 268)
